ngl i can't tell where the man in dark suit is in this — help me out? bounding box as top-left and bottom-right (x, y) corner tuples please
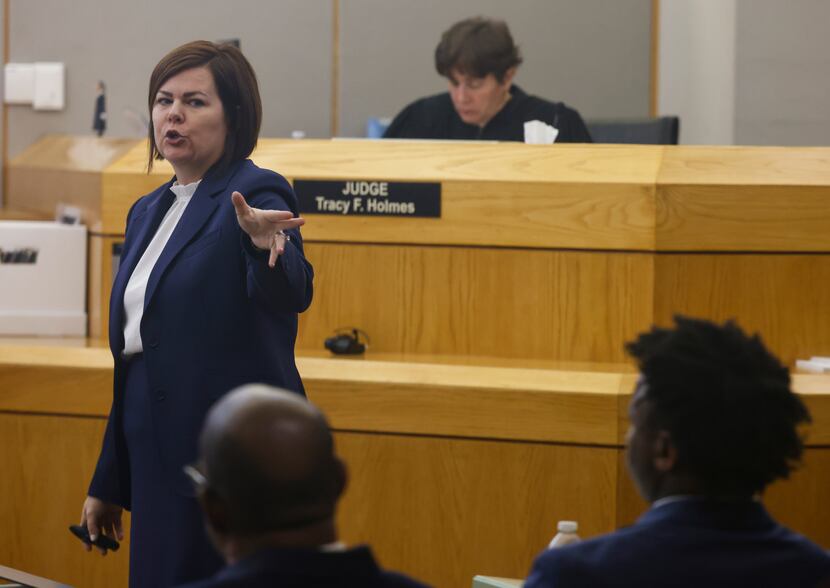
(177, 384), (429, 588)
(526, 316), (830, 588)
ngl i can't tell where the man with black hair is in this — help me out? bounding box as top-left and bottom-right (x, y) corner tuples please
(177, 384), (429, 588)
(525, 316), (830, 588)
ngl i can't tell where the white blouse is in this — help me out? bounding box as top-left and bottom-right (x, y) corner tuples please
(121, 180), (200, 356)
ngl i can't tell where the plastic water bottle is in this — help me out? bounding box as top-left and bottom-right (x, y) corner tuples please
(548, 520), (580, 548)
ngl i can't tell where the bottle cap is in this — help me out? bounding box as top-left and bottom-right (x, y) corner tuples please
(557, 520), (578, 533)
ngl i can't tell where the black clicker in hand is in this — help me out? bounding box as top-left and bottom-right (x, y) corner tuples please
(69, 524), (121, 552)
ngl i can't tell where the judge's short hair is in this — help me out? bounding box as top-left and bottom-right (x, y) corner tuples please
(435, 17), (523, 83)
(147, 40), (262, 174)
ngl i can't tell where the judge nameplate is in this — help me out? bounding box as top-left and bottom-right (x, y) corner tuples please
(294, 180), (441, 218)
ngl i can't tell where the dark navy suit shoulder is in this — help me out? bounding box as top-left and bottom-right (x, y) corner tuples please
(175, 546), (431, 588)
(525, 501), (830, 588)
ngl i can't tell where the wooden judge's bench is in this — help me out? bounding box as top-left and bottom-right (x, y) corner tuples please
(2, 136), (830, 588)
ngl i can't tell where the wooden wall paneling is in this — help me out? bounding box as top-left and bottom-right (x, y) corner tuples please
(0, 413), (130, 588)
(7, 167), (101, 228)
(301, 180), (656, 250)
(100, 165), (169, 235)
(88, 234), (121, 340)
(304, 362), (624, 445)
(6, 136), (137, 174)
(333, 432), (620, 588)
(88, 234), (103, 338)
(656, 184), (830, 252)
(298, 243), (654, 362)
(0, 208), (47, 220)
(251, 141), (664, 185)
(764, 448), (830, 548)
(657, 146), (830, 187)
(794, 375), (830, 445)
(656, 146), (830, 252)
(104, 141), (660, 251)
(0, 364), (111, 416)
(6, 135), (139, 231)
(653, 253), (830, 366)
(2, 349), (830, 587)
(649, 0), (660, 117)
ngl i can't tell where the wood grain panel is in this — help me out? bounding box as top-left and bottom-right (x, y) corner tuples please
(0, 345), (627, 445)
(0, 208), (49, 220)
(104, 139), (664, 185)
(298, 243), (655, 362)
(0, 344), (111, 369)
(2, 345), (830, 587)
(308, 372), (621, 445)
(301, 181), (656, 250)
(7, 135), (138, 233)
(7, 168), (103, 230)
(656, 185), (830, 252)
(9, 135), (138, 173)
(658, 146), (830, 186)
(102, 140), (660, 248)
(334, 431), (620, 588)
(100, 165), (170, 235)
(793, 375), (830, 445)
(88, 234), (121, 340)
(765, 448), (830, 548)
(2, 344), (827, 445)
(0, 413), (130, 588)
(654, 254), (830, 367)
(0, 363), (111, 416)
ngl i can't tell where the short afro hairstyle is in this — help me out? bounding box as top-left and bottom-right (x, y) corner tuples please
(626, 316), (811, 497)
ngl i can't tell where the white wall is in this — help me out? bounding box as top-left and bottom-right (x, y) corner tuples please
(339, 0), (652, 138)
(658, 0), (737, 145)
(6, 0), (653, 156)
(735, 0), (830, 146)
(659, 0), (830, 146)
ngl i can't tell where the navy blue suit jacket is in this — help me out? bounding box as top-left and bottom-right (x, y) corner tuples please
(175, 545), (430, 588)
(89, 159), (314, 507)
(525, 500), (830, 588)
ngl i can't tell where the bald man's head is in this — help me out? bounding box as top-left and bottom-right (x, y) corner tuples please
(197, 384), (346, 536)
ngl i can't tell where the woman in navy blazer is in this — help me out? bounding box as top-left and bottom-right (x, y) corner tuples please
(78, 41), (314, 587)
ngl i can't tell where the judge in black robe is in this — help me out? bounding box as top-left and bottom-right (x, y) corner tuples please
(383, 17), (591, 143)
(384, 85), (591, 142)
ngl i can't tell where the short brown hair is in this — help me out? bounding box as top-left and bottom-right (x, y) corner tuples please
(435, 17), (523, 82)
(147, 40), (262, 173)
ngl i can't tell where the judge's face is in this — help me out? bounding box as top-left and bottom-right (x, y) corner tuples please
(447, 68), (514, 128)
(152, 66), (227, 184)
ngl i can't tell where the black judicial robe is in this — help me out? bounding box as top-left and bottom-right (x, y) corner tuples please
(383, 85), (592, 143)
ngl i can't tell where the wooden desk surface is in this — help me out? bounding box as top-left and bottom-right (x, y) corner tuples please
(94, 138), (830, 251)
(2, 339), (829, 446)
(3, 339), (830, 587)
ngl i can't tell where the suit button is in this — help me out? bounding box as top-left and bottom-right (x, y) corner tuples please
(156, 391), (165, 401)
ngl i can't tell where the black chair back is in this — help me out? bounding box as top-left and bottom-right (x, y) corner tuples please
(587, 116), (680, 145)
